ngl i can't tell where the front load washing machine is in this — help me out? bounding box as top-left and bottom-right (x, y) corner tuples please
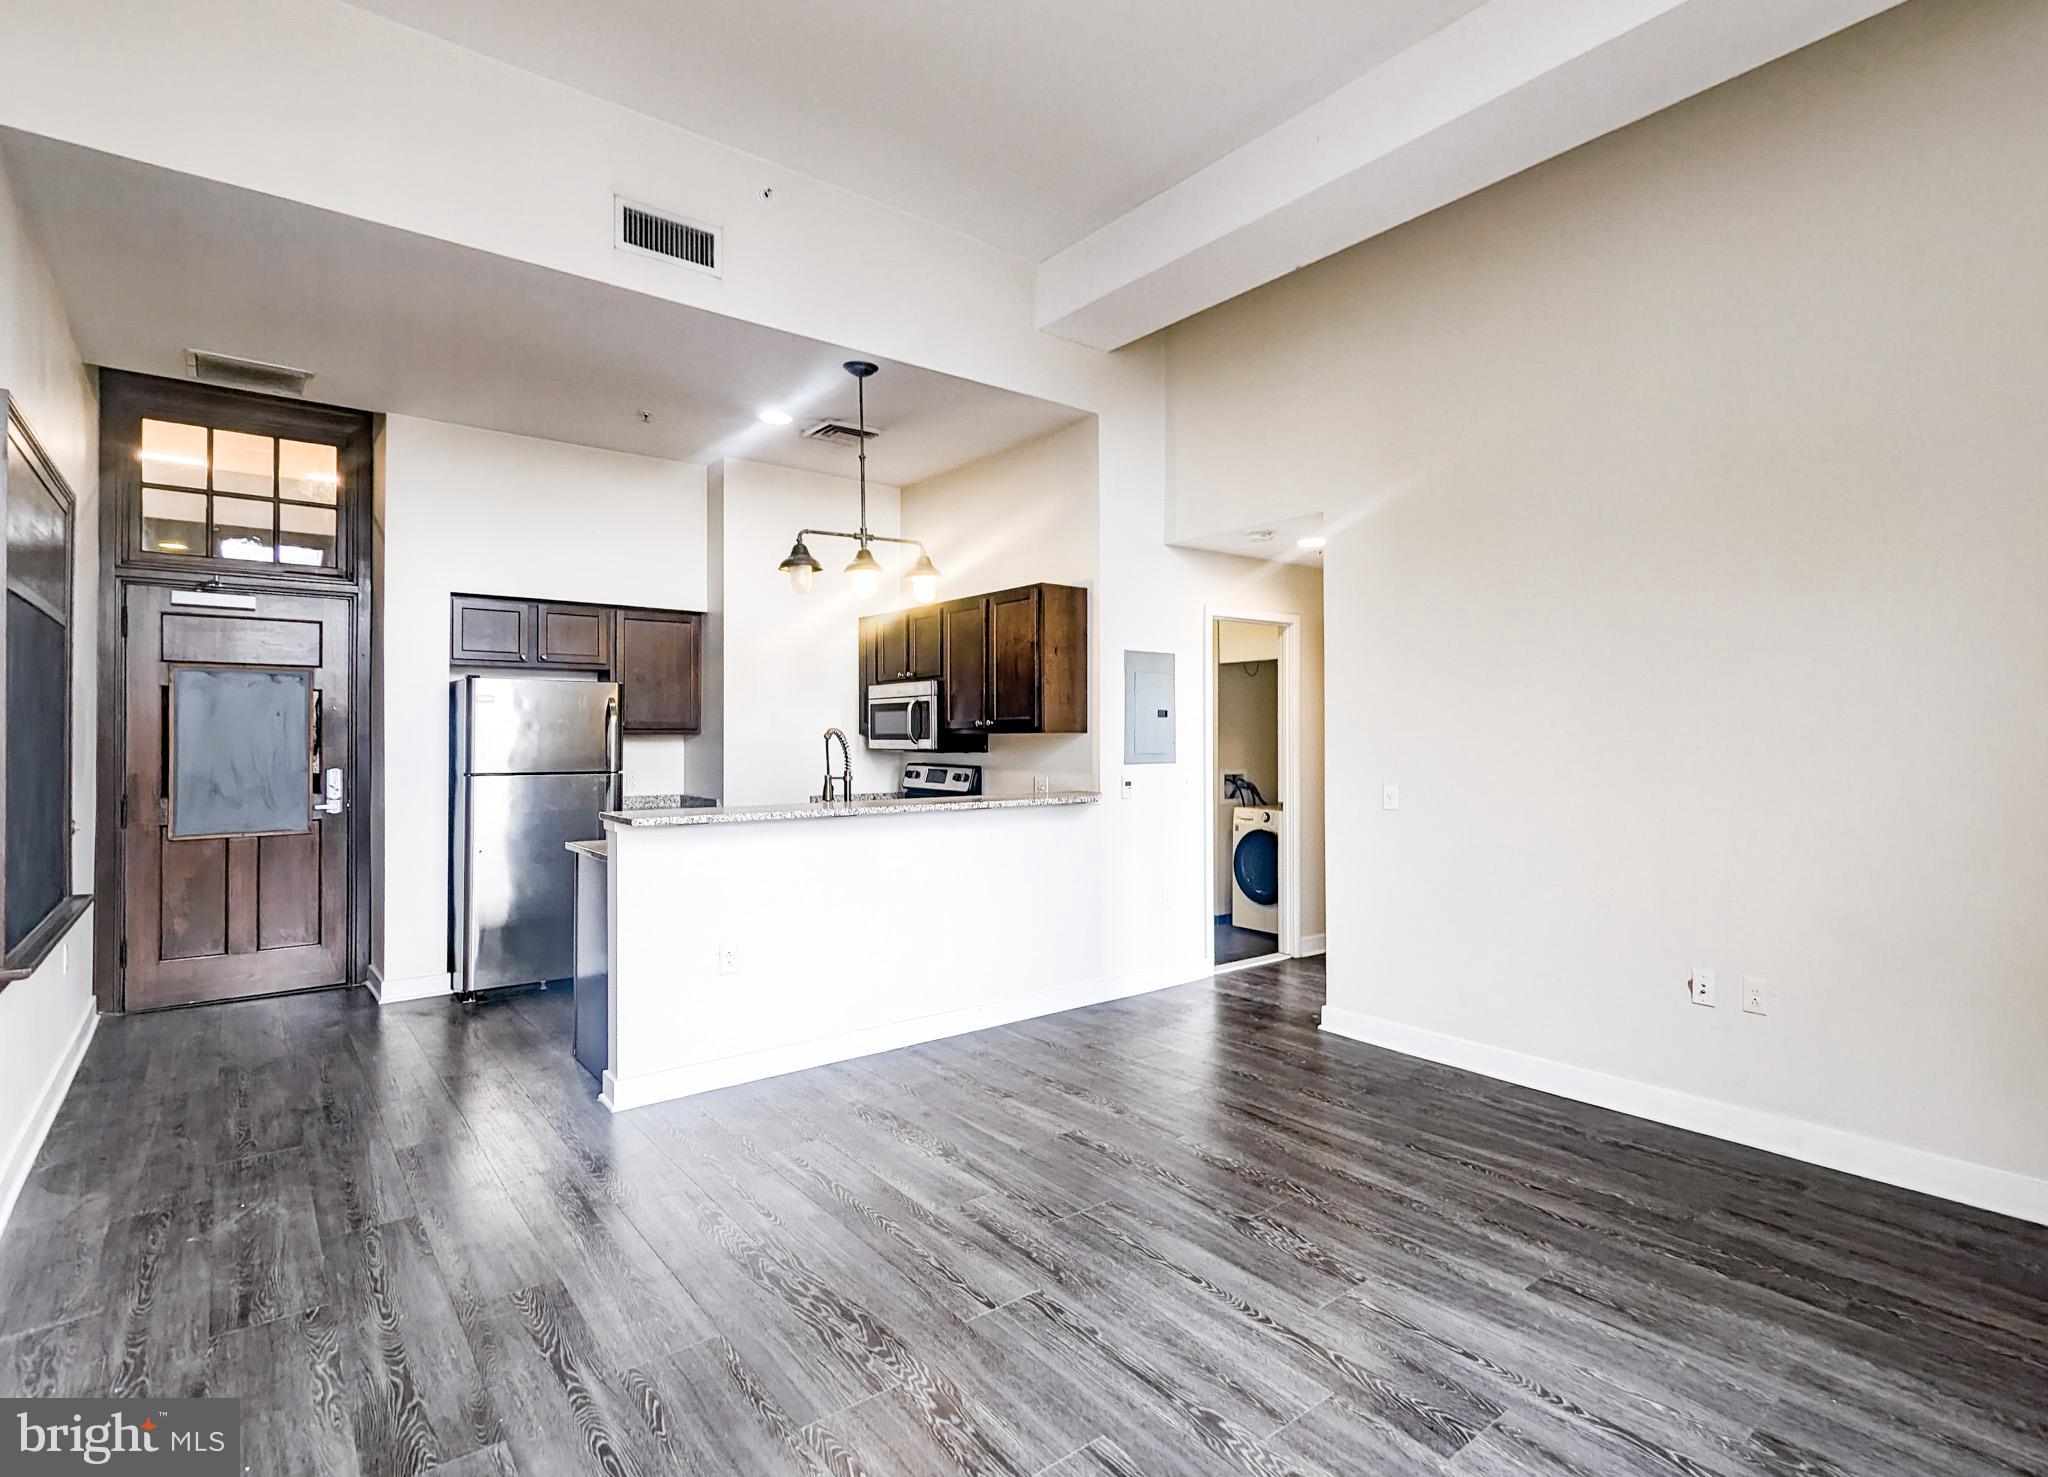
(1230, 806), (1282, 933)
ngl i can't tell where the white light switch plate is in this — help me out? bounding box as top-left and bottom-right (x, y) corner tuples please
(1121, 777), (1134, 800)
(719, 945), (739, 976)
(1689, 969), (1716, 1007)
(1382, 784), (1399, 811)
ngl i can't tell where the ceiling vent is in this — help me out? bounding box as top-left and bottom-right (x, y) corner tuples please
(802, 419), (880, 446)
(185, 349), (314, 397)
(614, 195), (720, 276)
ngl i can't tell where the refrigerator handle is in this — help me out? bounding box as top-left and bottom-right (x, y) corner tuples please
(606, 690), (621, 776)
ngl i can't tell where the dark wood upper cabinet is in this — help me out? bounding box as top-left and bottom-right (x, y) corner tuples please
(988, 587), (1041, 729)
(451, 594), (700, 733)
(873, 610), (909, 682)
(537, 602), (611, 668)
(1034, 583), (1088, 733)
(617, 609), (700, 733)
(939, 596), (990, 732)
(927, 582), (1086, 736)
(865, 606), (944, 684)
(450, 595), (533, 665)
(906, 604), (943, 680)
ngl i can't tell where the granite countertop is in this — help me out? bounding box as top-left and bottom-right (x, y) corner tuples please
(619, 794), (719, 811)
(565, 839), (609, 859)
(602, 791), (1100, 828)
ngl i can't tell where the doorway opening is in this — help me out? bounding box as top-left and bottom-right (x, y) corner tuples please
(1207, 612), (1299, 972)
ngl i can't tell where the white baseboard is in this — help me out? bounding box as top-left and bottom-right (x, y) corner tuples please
(603, 962), (1193, 1113)
(1318, 1006), (2048, 1228)
(1297, 933), (1327, 957)
(365, 966), (453, 1003)
(0, 1003), (98, 1243)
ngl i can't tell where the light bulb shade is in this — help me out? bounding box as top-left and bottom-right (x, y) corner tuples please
(777, 537), (822, 594)
(903, 548), (941, 604)
(844, 544), (883, 599)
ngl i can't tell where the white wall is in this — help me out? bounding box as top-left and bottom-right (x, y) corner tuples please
(1163, 0), (2048, 1214)
(900, 419), (1099, 796)
(374, 415), (707, 995)
(0, 150), (99, 1235)
(712, 458), (903, 804)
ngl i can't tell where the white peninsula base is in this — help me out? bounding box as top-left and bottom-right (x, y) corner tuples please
(598, 793), (1184, 1111)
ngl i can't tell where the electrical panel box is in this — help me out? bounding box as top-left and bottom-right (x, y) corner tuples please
(1123, 650), (1175, 765)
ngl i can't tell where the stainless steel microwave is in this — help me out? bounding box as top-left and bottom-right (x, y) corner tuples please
(866, 679), (940, 750)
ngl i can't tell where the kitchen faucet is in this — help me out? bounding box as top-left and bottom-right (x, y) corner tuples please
(821, 727), (853, 804)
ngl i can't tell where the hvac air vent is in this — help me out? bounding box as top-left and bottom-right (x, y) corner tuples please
(614, 196), (720, 276)
(185, 349), (314, 397)
(802, 419), (880, 446)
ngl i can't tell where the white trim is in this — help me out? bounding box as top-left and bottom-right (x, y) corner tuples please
(365, 965), (453, 1003)
(1204, 607), (1305, 969)
(1318, 1006), (2048, 1228)
(1212, 953), (1286, 978)
(0, 1004), (98, 1243)
(602, 962), (1192, 1112)
(1298, 933), (1327, 957)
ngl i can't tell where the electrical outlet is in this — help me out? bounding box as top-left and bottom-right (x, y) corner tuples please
(1382, 783), (1400, 811)
(719, 944), (740, 976)
(1688, 969), (1717, 1007)
(1743, 975), (1768, 1015)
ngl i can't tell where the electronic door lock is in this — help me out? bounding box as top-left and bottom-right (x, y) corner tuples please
(319, 766), (344, 814)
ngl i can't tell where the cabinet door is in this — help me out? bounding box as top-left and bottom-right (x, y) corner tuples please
(940, 596), (989, 731)
(537, 602), (611, 667)
(451, 595), (534, 665)
(872, 610), (910, 682)
(618, 609), (700, 732)
(906, 604), (943, 679)
(988, 586), (1041, 730)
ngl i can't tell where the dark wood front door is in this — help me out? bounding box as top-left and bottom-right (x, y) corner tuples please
(120, 582), (353, 1009)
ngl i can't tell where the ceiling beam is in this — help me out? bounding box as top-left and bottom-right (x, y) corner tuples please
(1035, 0), (1905, 350)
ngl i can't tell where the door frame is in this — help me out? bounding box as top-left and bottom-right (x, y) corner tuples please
(93, 371), (375, 1012)
(1203, 606), (1305, 969)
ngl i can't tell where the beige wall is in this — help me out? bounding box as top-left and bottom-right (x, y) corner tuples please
(0, 149), (99, 1232)
(1162, 0), (2048, 1203)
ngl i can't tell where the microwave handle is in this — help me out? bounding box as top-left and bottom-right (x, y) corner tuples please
(911, 701), (929, 742)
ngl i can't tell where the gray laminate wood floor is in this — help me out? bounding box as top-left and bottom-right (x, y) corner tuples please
(2, 958), (2044, 1476)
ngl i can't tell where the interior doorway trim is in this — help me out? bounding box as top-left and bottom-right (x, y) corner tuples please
(1203, 606), (1304, 968)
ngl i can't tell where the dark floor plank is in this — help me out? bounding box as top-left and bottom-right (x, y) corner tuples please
(0, 956), (2042, 1477)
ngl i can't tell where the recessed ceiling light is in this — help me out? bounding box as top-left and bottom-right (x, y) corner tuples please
(1296, 534), (1327, 550)
(758, 407), (793, 426)
(1247, 530), (1275, 543)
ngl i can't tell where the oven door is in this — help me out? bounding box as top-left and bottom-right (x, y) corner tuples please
(867, 688), (937, 750)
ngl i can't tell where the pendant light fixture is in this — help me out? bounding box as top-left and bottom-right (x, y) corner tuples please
(776, 361), (942, 603)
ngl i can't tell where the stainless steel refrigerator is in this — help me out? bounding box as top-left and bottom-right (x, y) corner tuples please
(451, 676), (619, 995)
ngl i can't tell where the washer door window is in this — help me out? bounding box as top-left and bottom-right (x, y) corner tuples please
(1233, 827), (1279, 908)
